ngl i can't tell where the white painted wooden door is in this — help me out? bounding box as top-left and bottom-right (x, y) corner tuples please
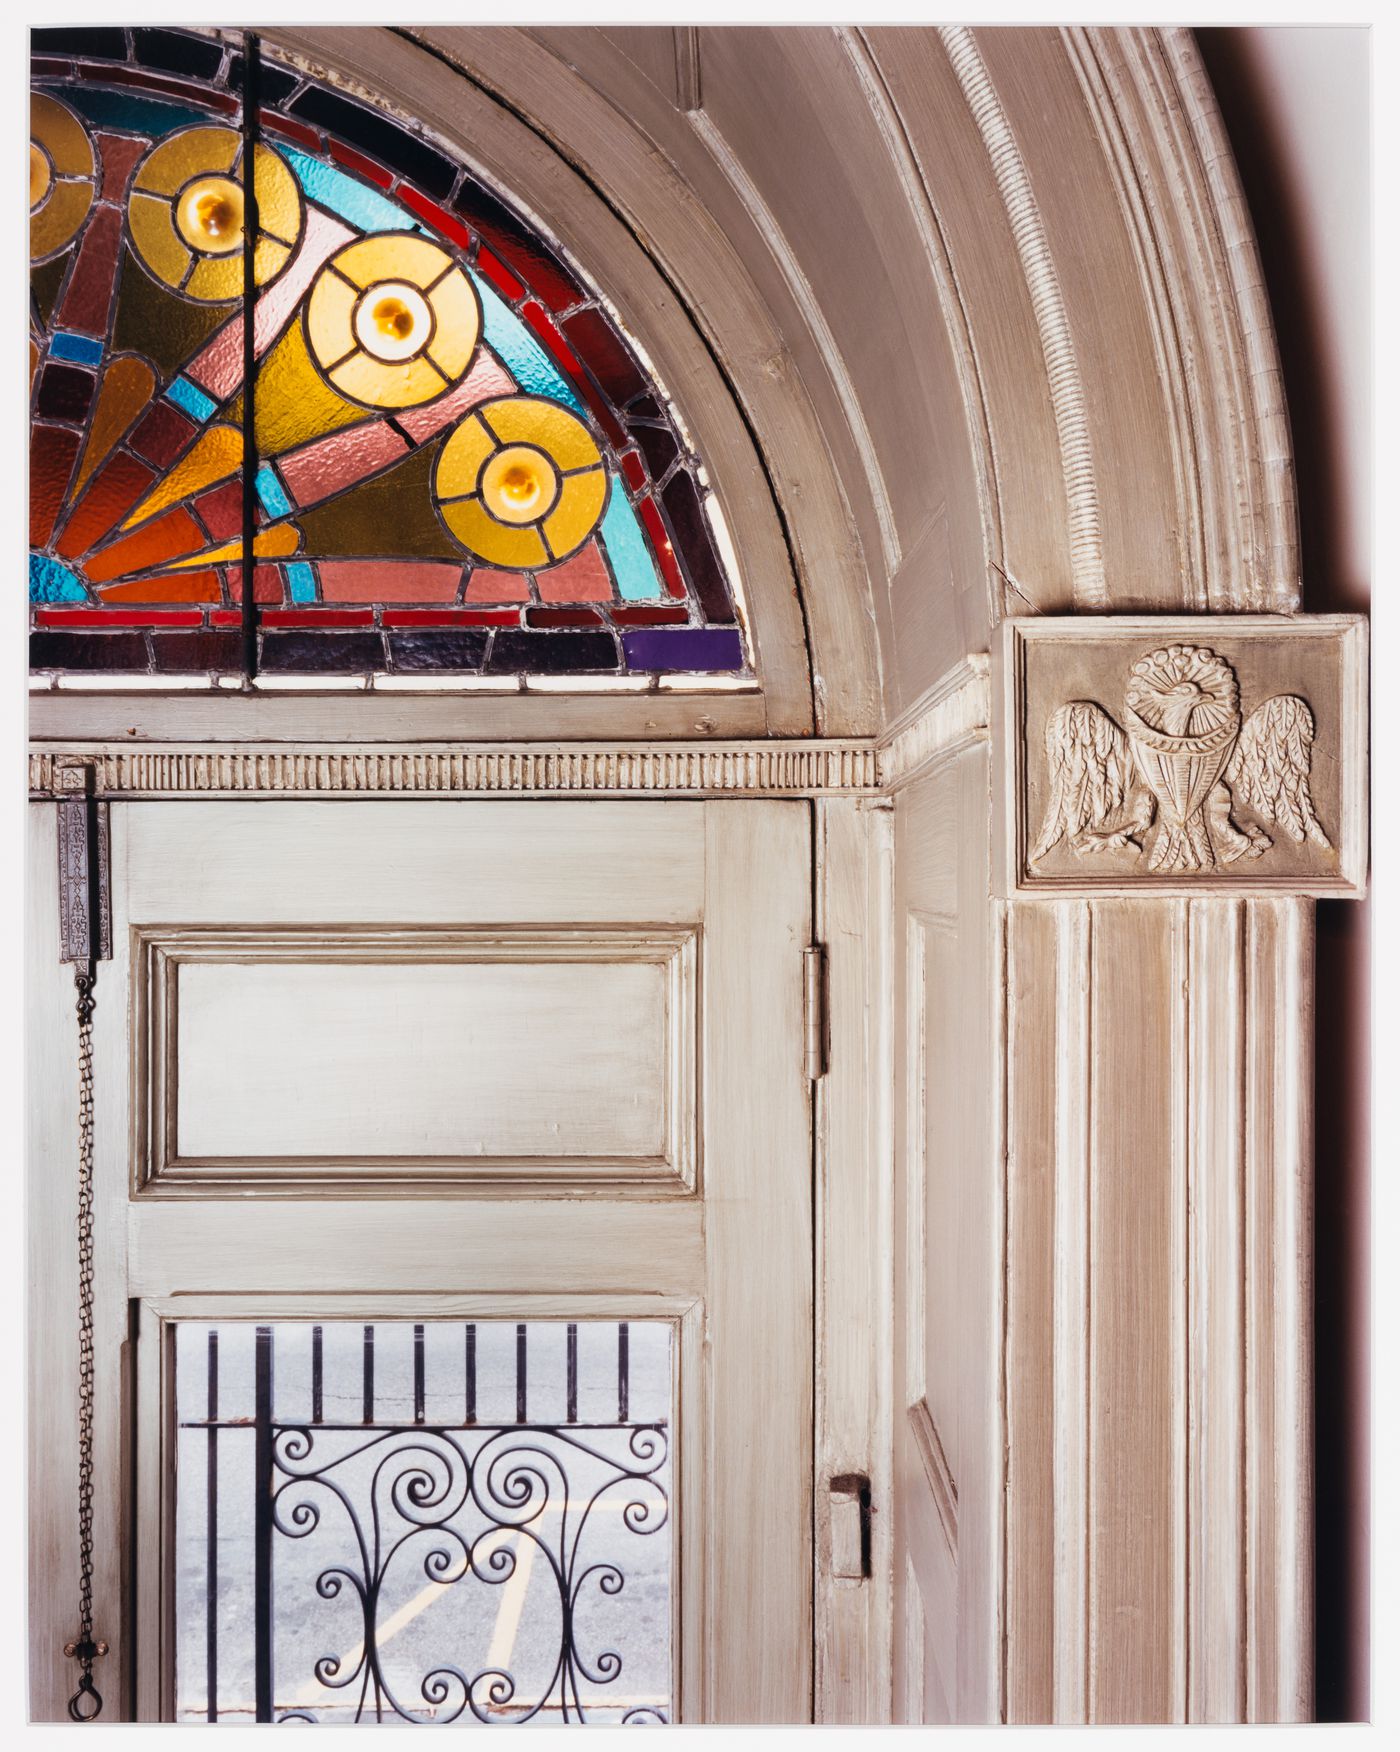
(28, 799), (812, 1724)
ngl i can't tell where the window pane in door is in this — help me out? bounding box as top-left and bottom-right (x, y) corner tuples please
(173, 1319), (672, 1724)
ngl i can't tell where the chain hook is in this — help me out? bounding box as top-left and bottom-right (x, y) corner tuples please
(67, 960), (104, 1720)
(65, 1640), (106, 1721)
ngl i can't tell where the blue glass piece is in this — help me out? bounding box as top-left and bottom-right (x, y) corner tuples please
(473, 276), (585, 416)
(29, 553), (88, 604)
(255, 465), (293, 519)
(281, 148), (422, 235)
(166, 376), (217, 422)
(285, 560), (318, 604)
(49, 331), (102, 366)
(42, 83), (209, 138)
(599, 479), (664, 602)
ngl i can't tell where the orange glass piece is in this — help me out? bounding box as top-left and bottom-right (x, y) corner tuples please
(99, 570), (222, 603)
(30, 142), (50, 208)
(164, 523), (300, 570)
(55, 452), (155, 558)
(83, 508), (208, 584)
(71, 356), (156, 498)
(121, 424), (241, 529)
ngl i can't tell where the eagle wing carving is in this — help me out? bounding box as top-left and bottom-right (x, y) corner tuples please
(1031, 701), (1144, 862)
(1226, 694), (1330, 849)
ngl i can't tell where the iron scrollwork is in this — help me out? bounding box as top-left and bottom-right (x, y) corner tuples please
(261, 1419), (670, 1725)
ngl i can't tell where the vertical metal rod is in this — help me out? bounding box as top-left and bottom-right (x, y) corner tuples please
(566, 1323), (578, 1424)
(206, 1331), (219, 1723)
(617, 1322), (629, 1423)
(413, 1324), (425, 1425)
(253, 1326), (273, 1724)
(465, 1324), (476, 1425)
(362, 1325), (374, 1425)
(515, 1323), (527, 1424)
(239, 30), (261, 680)
(311, 1325), (323, 1425)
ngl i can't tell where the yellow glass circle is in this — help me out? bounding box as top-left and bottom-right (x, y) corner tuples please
(30, 94), (95, 261)
(129, 128), (301, 302)
(175, 175), (244, 253)
(354, 280), (432, 362)
(306, 234), (480, 410)
(29, 142), (51, 210)
(482, 445), (559, 526)
(434, 397), (608, 570)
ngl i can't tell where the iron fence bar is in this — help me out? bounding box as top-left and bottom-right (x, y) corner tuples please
(253, 1326), (274, 1724)
(413, 1323), (425, 1425)
(516, 1322), (528, 1424)
(206, 1330), (219, 1723)
(567, 1323), (578, 1424)
(465, 1323), (477, 1425)
(618, 1321), (630, 1422)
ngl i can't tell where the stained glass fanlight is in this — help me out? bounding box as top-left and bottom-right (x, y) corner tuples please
(29, 28), (750, 686)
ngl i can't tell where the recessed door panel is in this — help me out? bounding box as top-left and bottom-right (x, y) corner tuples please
(134, 925), (697, 1194)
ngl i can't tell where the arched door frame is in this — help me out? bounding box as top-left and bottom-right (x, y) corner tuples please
(28, 23), (1366, 1727)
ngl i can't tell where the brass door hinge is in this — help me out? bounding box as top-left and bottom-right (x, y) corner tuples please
(803, 944), (827, 1081)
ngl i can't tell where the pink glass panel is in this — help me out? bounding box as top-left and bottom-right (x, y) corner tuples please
(318, 560), (463, 603)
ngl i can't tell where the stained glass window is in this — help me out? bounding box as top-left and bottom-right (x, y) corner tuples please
(29, 29), (751, 688)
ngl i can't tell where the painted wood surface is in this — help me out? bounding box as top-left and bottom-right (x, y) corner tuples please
(31, 798), (814, 1723)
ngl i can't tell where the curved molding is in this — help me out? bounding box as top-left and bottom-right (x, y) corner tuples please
(397, 24), (885, 734)
(940, 27), (1107, 610)
(1063, 28), (1301, 613)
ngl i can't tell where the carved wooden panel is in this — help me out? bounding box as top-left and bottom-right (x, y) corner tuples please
(133, 925), (697, 1197)
(996, 616), (1367, 897)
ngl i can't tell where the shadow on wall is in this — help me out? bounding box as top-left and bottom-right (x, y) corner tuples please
(1197, 27), (1371, 1725)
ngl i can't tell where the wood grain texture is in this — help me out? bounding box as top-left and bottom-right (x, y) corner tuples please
(1002, 896), (1316, 1723)
(36, 797), (814, 1723)
(133, 925), (697, 1195)
(891, 747), (1002, 1725)
(814, 798), (894, 1721)
(702, 804), (813, 1720)
(27, 806), (132, 1722)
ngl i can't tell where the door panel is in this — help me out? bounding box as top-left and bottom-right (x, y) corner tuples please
(134, 924), (696, 1194)
(31, 798), (813, 1723)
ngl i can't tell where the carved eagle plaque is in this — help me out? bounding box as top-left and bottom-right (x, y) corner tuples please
(995, 616), (1367, 898)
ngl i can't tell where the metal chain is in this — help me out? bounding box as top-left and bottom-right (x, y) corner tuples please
(64, 966), (106, 1721)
